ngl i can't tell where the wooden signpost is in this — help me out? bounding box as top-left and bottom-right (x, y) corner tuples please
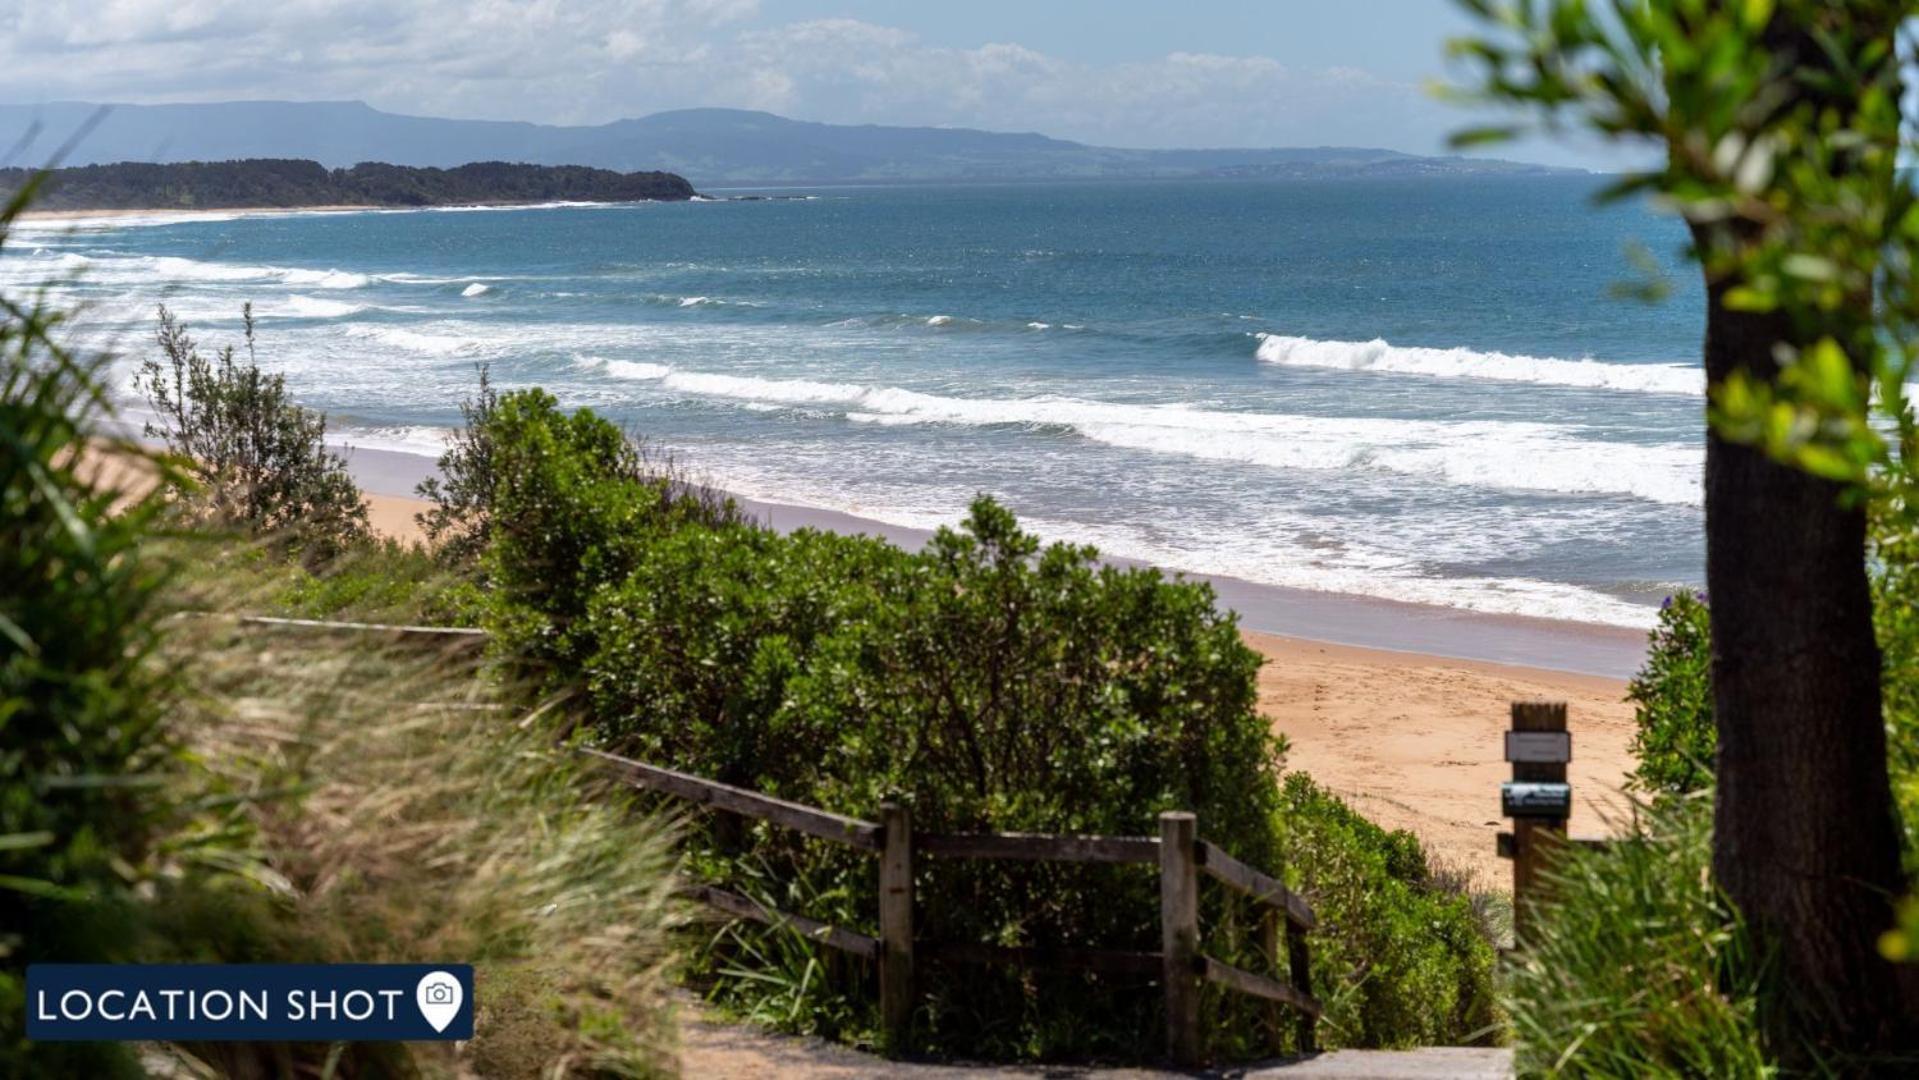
(1496, 701), (1571, 941)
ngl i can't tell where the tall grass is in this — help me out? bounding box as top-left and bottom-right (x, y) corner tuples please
(155, 543), (686, 1077)
(1503, 795), (1772, 1077)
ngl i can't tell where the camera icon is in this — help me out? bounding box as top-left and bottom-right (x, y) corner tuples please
(423, 980), (456, 1006)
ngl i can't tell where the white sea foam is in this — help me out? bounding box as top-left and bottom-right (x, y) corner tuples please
(380, 272), (512, 285)
(11, 210), (250, 233)
(1027, 321), (1052, 330)
(335, 425), (457, 456)
(925, 315), (954, 326)
(702, 463), (1661, 628)
(596, 359), (674, 381)
(343, 324), (473, 356)
(279, 295), (365, 318)
(0, 250), (372, 290)
(679, 295), (709, 307)
(1254, 333), (1703, 395)
(587, 364), (1701, 506)
(461, 282), (490, 297)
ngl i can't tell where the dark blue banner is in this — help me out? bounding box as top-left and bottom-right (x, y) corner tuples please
(27, 964), (473, 1041)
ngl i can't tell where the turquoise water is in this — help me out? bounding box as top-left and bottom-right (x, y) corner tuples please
(8, 177), (1705, 626)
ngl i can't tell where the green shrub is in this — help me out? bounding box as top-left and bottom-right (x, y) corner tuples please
(1503, 796), (1770, 1078)
(481, 388), (742, 689)
(138, 303), (369, 558)
(1625, 591), (1715, 797)
(1275, 775), (1498, 1050)
(416, 364), (501, 566)
(0, 191), (184, 1077)
(1627, 567), (1919, 860)
(478, 392), (1496, 1059)
(262, 538), (484, 626)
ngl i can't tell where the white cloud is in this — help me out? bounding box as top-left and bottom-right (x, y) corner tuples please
(0, 2), (1476, 153)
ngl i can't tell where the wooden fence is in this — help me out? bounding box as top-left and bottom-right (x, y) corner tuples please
(578, 747), (1321, 1064)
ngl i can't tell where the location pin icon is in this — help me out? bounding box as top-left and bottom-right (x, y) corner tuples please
(415, 971), (464, 1034)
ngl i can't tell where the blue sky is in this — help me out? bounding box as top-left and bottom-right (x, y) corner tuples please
(0, 0), (1616, 166)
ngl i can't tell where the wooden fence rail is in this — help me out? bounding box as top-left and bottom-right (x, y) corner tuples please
(582, 746), (1320, 1064)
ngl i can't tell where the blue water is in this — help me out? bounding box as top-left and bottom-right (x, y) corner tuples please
(8, 177), (1707, 626)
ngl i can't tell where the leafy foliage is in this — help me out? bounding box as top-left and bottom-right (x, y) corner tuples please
(1623, 569), (1919, 853)
(0, 183), (182, 1077)
(481, 387), (744, 688)
(1449, 0), (1913, 487)
(1625, 592), (1715, 797)
(1873, 453), (1919, 874)
(475, 389), (1495, 1059)
(1274, 775), (1498, 1050)
(138, 304), (369, 558)
(416, 364), (501, 565)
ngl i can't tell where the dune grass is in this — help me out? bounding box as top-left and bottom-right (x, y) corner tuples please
(146, 540), (685, 1078)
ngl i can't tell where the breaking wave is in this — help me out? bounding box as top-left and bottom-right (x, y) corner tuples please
(1254, 333), (1702, 395)
(581, 362), (1701, 506)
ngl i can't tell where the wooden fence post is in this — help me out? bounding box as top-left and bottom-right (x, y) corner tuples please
(1286, 918), (1315, 1054)
(1159, 811), (1200, 1066)
(1258, 909), (1283, 1056)
(1508, 701), (1569, 943)
(878, 801), (914, 1055)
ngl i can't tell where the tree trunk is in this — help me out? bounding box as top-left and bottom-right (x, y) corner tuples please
(1698, 278), (1917, 1061)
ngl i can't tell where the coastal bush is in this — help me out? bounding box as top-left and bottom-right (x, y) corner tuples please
(138, 303), (369, 558)
(481, 387), (743, 688)
(4, 178), (678, 1074)
(0, 190), (187, 1077)
(477, 392), (1497, 1059)
(1625, 577), (1919, 836)
(416, 364), (501, 565)
(1274, 775), (1498, 1050)
(1624, 591), (1714, 797)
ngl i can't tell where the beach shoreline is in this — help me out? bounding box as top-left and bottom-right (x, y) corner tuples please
(339, 438), (1650, 679)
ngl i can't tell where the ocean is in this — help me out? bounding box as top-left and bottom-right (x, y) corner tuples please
(6, 176), (1705, 631)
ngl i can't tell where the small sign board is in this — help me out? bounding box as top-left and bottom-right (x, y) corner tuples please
(1502, 782), (1572, 819)
(1505, 730), (1572, 764)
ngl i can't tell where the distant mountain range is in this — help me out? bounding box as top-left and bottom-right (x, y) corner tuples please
(0, 101), (1577, 187)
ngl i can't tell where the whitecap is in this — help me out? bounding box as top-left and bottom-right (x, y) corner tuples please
(1254, 333), (1702, 395)
(611, 366), (1702, 506)
(280, 295), (365, 319)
